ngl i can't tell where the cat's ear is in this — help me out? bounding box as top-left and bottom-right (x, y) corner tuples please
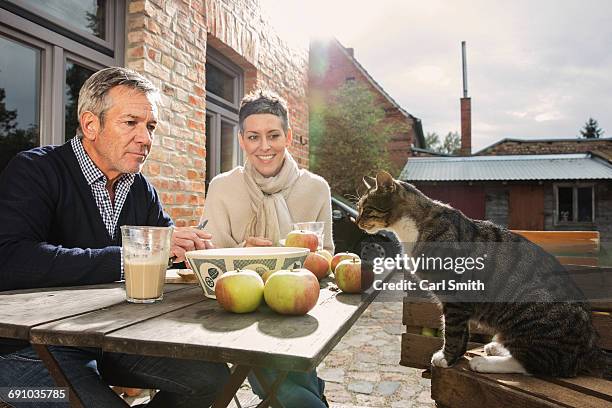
(376, 171), (396, 193)
(364, 176), (376, 189)
(357, 176), (375, 196)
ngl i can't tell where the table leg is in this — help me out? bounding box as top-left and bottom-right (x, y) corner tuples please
(31, 344), (84, 408)
(211, 364), (251, 408)
(253, 368), (287, 408)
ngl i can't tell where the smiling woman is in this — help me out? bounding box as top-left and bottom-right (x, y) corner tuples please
(201, 89), (333, 408)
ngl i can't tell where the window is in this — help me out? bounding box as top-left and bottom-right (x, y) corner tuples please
(0, 1), (124, 170)
(205, 47), (244, 186)
(0, 35), (41, 173)
(554, 184), (594, 224)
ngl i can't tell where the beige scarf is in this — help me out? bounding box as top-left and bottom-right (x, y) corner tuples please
(244, 151), (301, 244)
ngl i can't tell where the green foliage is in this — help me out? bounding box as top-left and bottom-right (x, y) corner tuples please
(310, 83), (397, 197)
(425, 131), (461, 155)
(579, 118), (604, 139)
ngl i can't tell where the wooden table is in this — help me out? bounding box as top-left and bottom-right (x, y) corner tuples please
(0, 271), (392, 408)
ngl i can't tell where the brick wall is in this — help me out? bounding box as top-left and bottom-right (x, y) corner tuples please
(126, 0), (308, 226)
(478, 138), (612, 156)
(309, 40), (418, 173)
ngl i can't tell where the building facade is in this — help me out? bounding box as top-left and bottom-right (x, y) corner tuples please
(0, 0), (309, 226)
(309, 39), (424, 173)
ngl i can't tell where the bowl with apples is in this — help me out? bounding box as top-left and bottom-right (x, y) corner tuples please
(185, 246), (309, 299)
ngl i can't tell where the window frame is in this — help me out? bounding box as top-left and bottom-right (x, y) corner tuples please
(205, 47), (243, 111)
(205, 47), (244, 186)
(0, 1), (124, 146)
(3, 0), (118, 52)
(553, 183), (595, 225)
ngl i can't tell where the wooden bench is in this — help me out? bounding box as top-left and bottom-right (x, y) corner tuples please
(400, 231), (612, 407)
(512, 230), (601, 266)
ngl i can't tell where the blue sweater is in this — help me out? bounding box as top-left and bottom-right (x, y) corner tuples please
(0, 141), (172, 292)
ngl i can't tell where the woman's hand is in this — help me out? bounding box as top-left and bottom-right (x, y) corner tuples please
(171, 227), (215, 262)
(245, 236), (273, 247)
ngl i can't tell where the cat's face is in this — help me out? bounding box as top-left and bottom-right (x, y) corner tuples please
(356, 172), (398, 234)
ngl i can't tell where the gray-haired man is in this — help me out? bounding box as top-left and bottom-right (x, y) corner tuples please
(0, 67), (228, 407)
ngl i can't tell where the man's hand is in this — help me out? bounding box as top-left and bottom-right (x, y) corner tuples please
(245, 236), (273, 247)
(171, 227), (214, 263)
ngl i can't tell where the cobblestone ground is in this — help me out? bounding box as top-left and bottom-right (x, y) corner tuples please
(317, 299), (434, 408)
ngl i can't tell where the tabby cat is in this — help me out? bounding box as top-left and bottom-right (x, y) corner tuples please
(356, 171), (610, 378)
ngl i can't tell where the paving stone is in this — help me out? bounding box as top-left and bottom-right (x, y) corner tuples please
(417, 390), (435, 404)
(348, 370), (381, 382)
(392, 401), (418, 408)
(319, 367), (345, 383)
(355, 394), (388, 407)
(376, 381), (401, 396)
(383, 324), (404, 335)
(347, 381), (374, 395)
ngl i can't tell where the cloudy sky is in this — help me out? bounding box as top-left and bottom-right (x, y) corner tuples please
(260, 0), (612, 151)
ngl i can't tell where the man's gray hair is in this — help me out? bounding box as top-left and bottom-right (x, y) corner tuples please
(77, 67), (160, 137)
(238, 89), (289, 133)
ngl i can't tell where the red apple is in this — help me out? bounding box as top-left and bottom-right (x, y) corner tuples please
(215, 269), (264, 313)
(285, 230), (319, 252)
(263, 268), (320, 315)
(304, 252), (330, 280)
(335, 258), (366, 293)
(331, 252), (359, 272)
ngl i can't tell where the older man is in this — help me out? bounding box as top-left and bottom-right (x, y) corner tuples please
(0, 67), (228, 407)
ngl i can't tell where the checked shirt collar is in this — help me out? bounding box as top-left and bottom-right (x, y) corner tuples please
(71, 136), (135, 240)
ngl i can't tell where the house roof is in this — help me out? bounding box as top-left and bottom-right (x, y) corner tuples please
(474, 137), (612, 155)
(333, 39), (426, 148)
(399, 153), (612, 182)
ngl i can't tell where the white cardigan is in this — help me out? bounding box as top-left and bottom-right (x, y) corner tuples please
(202, 166), (335, 253)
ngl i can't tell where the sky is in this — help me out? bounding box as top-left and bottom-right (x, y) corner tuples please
(259, 0), (612, 151)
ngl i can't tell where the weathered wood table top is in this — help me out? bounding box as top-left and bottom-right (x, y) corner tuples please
(0, 272), (391, 372)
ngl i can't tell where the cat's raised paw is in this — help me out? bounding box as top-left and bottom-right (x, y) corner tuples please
(431, 350), (449, 368)
(484, 341), (510, 356)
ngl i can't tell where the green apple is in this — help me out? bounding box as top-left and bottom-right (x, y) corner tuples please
(316, 249), (333, 274)
(421, 327), (437, 337)
(215, 269), (264, 313)
(331, 252), (359, 272)
(334, 258), (365, 293)
(263, 268), (320, 315)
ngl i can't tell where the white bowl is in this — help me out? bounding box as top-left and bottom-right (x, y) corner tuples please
(185, 246), (309, 299)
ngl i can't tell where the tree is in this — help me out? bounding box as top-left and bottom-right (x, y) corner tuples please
(425, 131), (461, 155)
(0, 88), (38, 172)
(310, 82), (398, 197)
(579, 118), (604, 139)
(425, 132), (440, 150)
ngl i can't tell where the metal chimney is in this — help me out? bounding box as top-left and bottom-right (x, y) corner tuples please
(460, 41), (472, 156)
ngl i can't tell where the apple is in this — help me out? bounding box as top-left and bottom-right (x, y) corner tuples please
(285, 230), (319, 252)
(421, 327), (437, 337)
(261, 268), (280, 284)
(334, 258), (369, 293)
(264, 268), (320, 315)
(331, 252), (359, 272)
(215, 269), (264, 313)
(304, 252), (330, 280)
(316, 249), (333, 274)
